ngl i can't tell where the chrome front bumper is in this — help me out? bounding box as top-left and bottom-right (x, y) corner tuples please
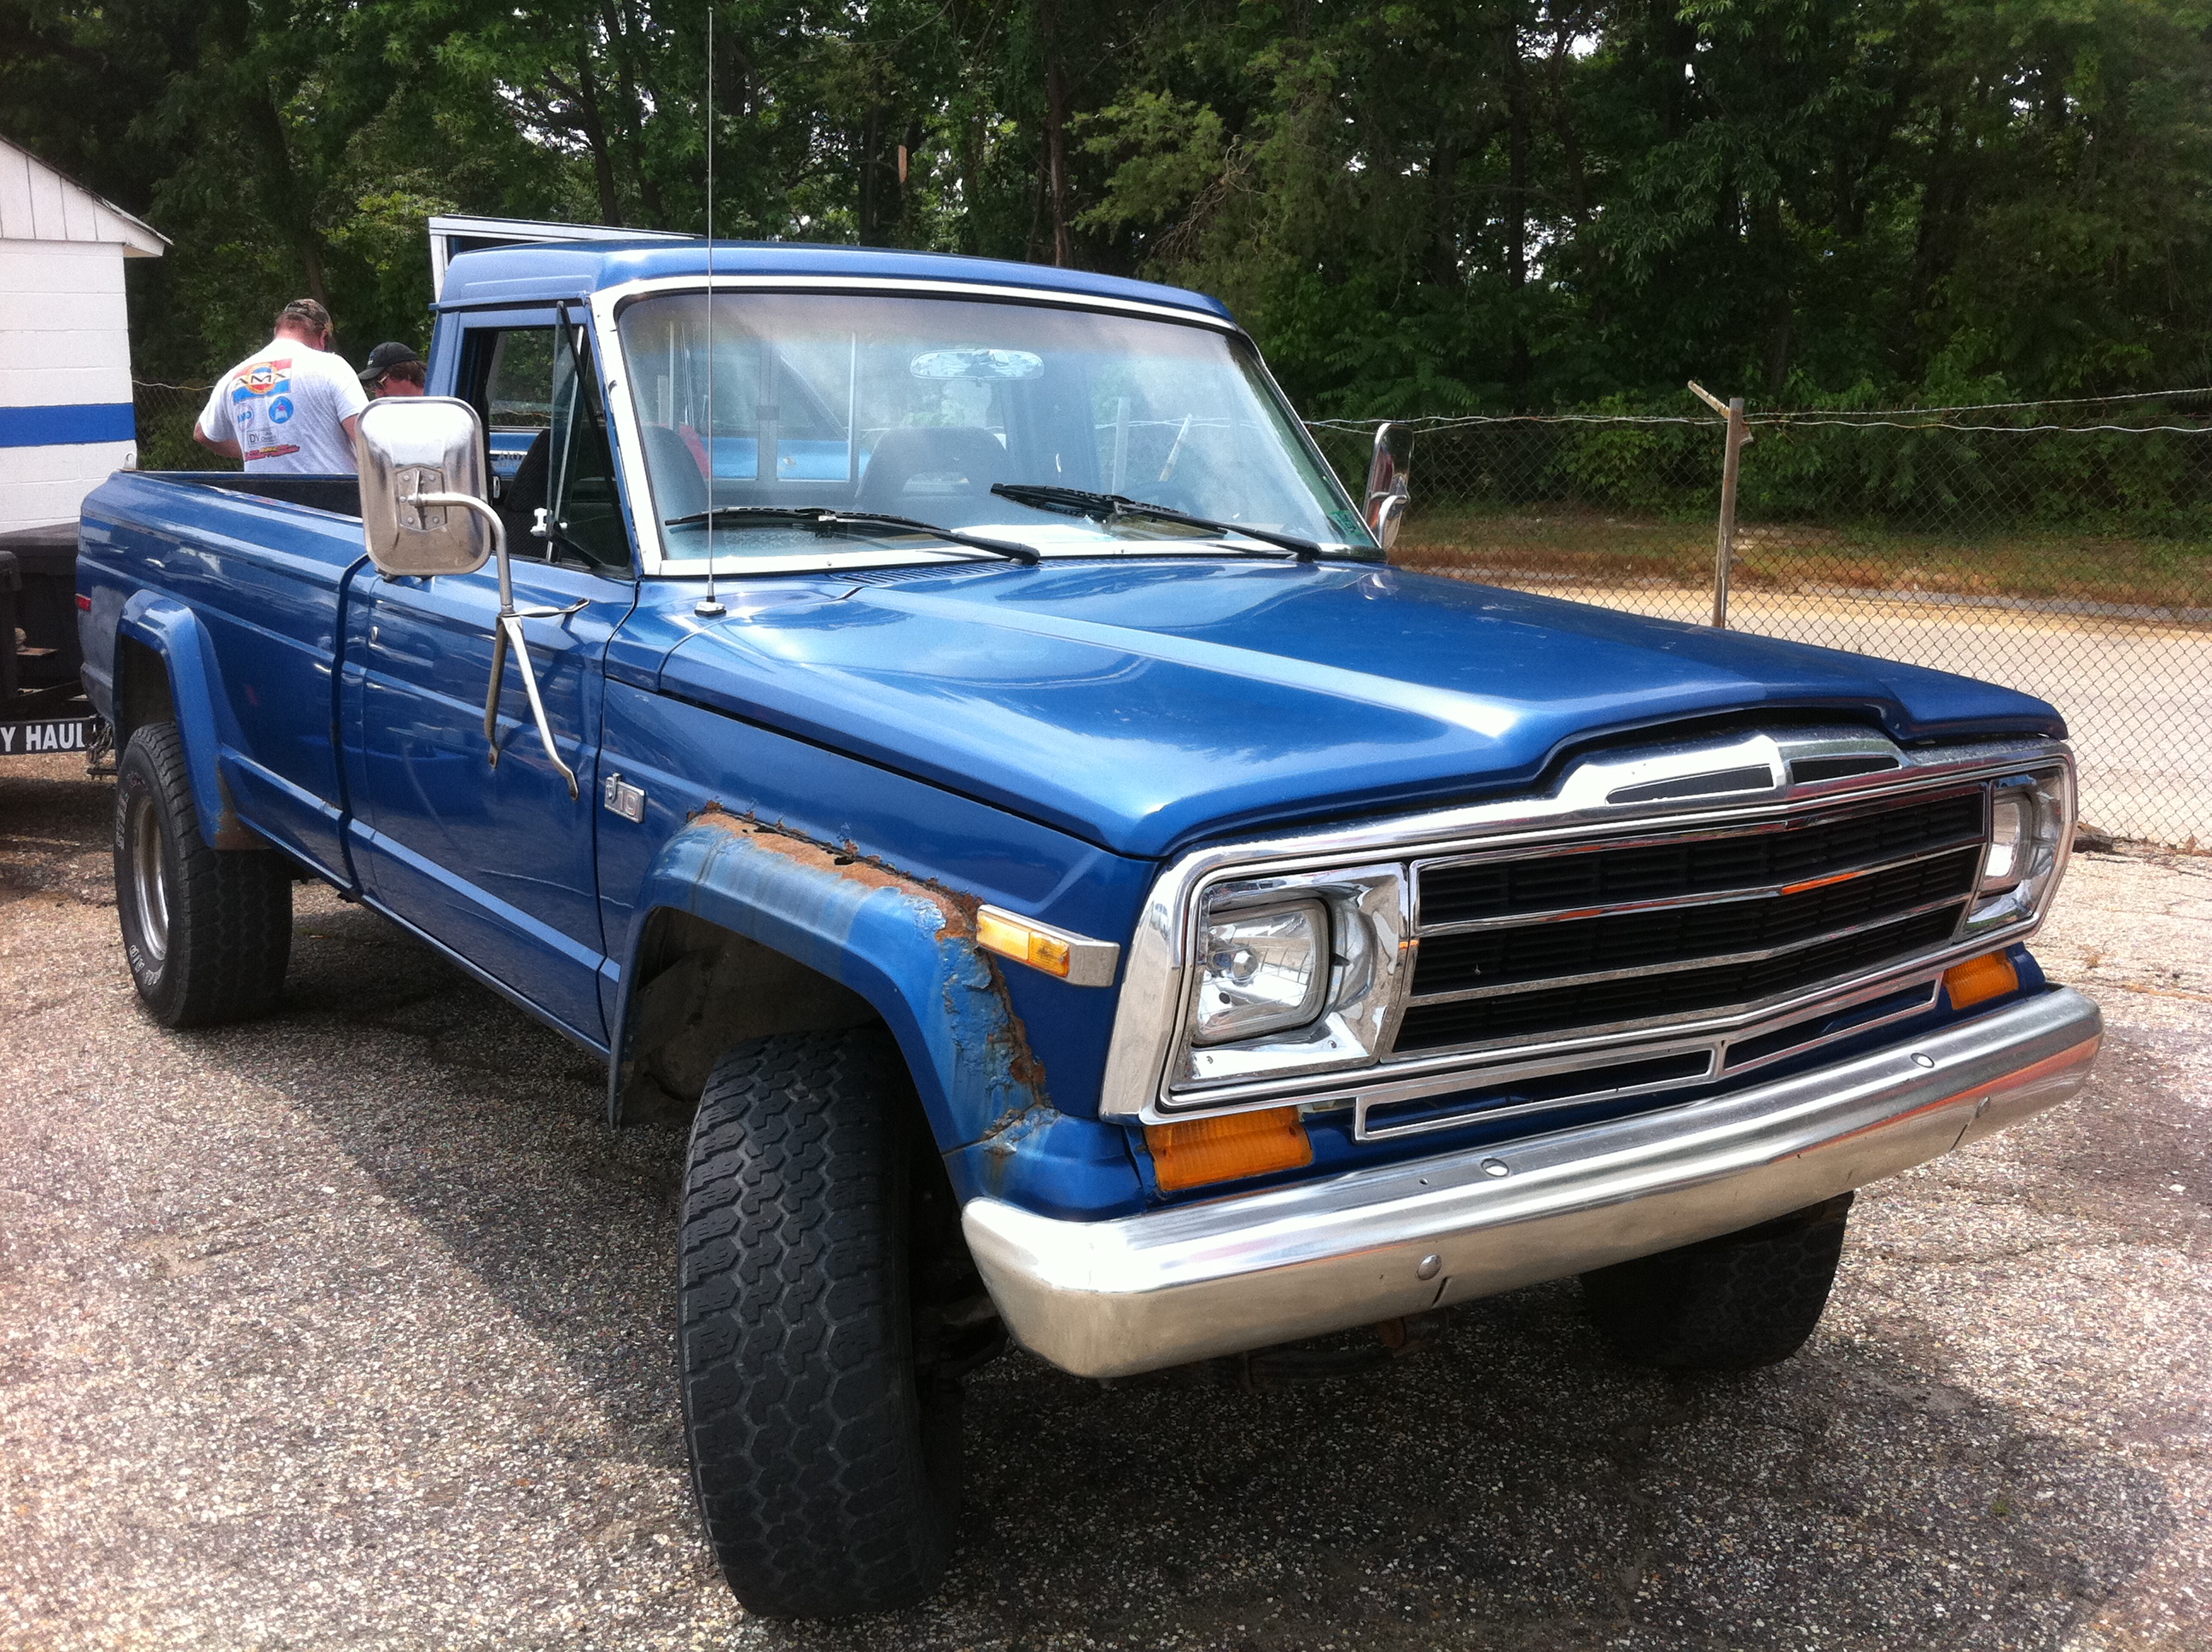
(963, 988), (2102, 1379)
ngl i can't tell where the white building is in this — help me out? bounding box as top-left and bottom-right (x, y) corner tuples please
(0, 136), (167, 533)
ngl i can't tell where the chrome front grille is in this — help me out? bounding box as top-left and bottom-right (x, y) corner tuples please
(1393, 783), (1989, 1059)
(1098, 729), (2071, 1134)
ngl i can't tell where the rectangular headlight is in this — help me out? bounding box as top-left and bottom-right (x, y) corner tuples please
(1964, 769), (2071, 937)
(1193, 900), (1329, 1045)
(1981, 789), (2031, 892)
(1175, 865), (1410, 1091)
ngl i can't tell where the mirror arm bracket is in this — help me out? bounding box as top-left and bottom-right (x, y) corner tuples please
(1364, 421), (1412, 553)
(408, 488), (582, 800)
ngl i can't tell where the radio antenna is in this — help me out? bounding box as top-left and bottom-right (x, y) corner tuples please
(695, 0), (726, 617)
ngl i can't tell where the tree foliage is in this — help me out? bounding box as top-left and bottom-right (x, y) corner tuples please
(5, 0), (2211, 410)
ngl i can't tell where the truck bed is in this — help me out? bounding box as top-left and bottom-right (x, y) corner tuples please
(162, 471), (364, 520)
(76, 468), (372, 876)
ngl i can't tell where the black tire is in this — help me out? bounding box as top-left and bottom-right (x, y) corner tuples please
(113, 721), (292, 1027)
(678, 1028), (960, 1617)
(1580, 1193), (1854, 1370)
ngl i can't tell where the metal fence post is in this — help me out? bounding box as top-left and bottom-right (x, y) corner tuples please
(1689, 382), (1751, 628)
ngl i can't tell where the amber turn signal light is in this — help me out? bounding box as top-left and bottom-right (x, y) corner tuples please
(1145, 1106), (1313, 1193)
(976, 907), (1073, 978)
(1943, 950), (2020, 1010)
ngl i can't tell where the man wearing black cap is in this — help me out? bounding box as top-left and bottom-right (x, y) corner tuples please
(361, 342), (427, 398)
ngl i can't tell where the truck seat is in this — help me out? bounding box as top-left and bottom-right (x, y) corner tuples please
(855, 426), (1010, 515)
(498, 430), (551, 550)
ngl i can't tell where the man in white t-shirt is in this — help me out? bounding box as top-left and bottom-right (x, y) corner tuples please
(195, 300), (370, 474)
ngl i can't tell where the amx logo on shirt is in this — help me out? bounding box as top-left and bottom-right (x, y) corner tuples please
(237, 359), (291, 397)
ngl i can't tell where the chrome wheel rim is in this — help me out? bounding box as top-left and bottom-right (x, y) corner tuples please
(127, 791), (169, 964)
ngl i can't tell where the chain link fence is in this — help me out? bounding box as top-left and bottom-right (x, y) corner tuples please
(132, 381), (219, 472)
(1312, 398), (2212, 850)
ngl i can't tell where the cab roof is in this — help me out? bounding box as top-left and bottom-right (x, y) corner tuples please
(435, 238), (1237, 323)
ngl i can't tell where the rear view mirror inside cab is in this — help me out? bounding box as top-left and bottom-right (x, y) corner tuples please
(909, 348), (1044, 381)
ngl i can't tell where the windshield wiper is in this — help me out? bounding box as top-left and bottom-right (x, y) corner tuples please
(989, 482), (1331, 561)
(664, 504), (1040, 565)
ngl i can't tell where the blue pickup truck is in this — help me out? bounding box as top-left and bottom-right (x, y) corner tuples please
(77, 237), (2100, 1617)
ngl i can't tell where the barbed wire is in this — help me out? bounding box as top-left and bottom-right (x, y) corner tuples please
(1757, 420), (2212, 434)
(1309, 384), (2212, 433)
(1761, 384), (2212, 417)
(1309, 413), (1712, 431)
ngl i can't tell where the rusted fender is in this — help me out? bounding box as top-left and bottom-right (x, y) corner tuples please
(115, 591), (257, 850)
(614, 811), (1051, 1152)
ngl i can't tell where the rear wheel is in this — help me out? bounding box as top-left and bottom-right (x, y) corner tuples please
(114, 722), (292, 1027)
(1580, 1193), (1854, 1370)
(677, 1028), (963, 1617)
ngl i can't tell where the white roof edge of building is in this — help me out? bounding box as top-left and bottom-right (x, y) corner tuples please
(0, 134), (168, 257)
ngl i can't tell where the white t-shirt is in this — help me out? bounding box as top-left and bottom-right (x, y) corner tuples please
(198, 338), (370, 474)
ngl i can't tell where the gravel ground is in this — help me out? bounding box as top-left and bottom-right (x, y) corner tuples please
(3, 751), (2209, 1651)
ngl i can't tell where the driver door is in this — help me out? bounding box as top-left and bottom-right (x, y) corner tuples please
(350, 314), (637, 1042)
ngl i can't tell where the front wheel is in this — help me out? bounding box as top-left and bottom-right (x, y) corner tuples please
(1580, 1193), (1854, 1370)
(114, 722), (292, 1027)
(678, 1028), (960, 1617)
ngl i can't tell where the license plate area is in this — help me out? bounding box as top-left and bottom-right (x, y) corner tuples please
(0, 716), (97, 756)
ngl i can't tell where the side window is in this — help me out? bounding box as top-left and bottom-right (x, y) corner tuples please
(463, 322), (632, 573)
(463, 326), (554, 504)
(484, 330), (556, 433)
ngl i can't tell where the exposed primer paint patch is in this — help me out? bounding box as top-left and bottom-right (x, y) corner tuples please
(687, 803), (1051, 1116)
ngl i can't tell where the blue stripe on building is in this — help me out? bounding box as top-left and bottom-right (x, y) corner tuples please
(0, 403), (138, 449)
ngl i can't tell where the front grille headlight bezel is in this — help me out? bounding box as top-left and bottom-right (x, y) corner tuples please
(1965, 768), (2073, 935)
(1103, 737), (2079, 1126)
(1167, 863), (1410, 1096)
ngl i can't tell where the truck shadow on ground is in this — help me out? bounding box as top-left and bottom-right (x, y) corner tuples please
(185, 888), (2171, 1650)
(0, 759), (117, 905)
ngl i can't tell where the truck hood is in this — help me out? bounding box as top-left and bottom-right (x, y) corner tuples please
(655, 561), (2063, 859)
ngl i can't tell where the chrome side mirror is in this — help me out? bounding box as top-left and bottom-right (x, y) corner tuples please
(355, 396), (580, 800)
(357, 398), (494, 577)
(1364, 421), (1412, 551)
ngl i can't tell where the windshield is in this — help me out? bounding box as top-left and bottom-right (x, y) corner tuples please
(614, 291), (1376, 566)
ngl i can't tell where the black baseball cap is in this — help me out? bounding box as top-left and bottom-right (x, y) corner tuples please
(360, 341), (424, 385)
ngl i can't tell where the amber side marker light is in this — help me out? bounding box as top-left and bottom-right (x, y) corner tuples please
(1146, 1107), (1313, 1193)
(1944, 950), (2021, 1010)
(976, 907), (1072, 978)
(972, 905), (1122, 987)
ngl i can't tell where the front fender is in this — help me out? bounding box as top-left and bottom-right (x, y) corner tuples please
(616, 811), (1048, 1155)
(116, 592), (255, 850)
